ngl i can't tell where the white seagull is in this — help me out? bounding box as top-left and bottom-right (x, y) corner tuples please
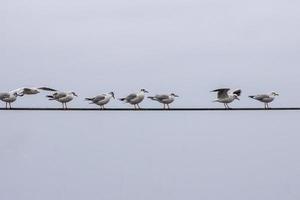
(85, 92), (115, 109)
(148, 93), (179, 109)
(0, 91), (21, 109)
(11, 87), (57, 96)
(46, 91), (78, 109)
(211, 88), (242, 109)
(119, 89), (148, 109)
(249, 92), (279, 109)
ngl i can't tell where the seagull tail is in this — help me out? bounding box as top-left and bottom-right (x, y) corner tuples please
(147, 96), (156, 101)
(248, 96), (255, 99)
(85, 98), (93, 101)
(46, 95), (55, 100)
(119, 98), (126, 101)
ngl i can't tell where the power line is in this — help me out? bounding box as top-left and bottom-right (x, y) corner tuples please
(0, 108), (300, 111)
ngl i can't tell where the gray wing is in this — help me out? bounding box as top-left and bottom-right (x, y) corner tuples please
(93, 95), (106, 102)
(126, 93), (138, 101)
(38, 87), (57, 92)
(252, 94), (270, 100)
(53, 92), (67, 99)
(0, 92), (10, 99)
(22, 88), (34, 93)
(155, 95), (169, 101)
(233, 89), (242, 96)
(211, 88), (230, 99)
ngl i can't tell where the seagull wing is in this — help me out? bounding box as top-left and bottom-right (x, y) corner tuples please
(93, 95), (106, 102)
(22, 88), (34, 93)
(211, 88), (230, 99)
(252, 94), (270, 100)
(155, 95), (169, 101)
(126, 93), (138, 101)
(233, 89), (242, 96)
(53, 92), (67, 99)
(38, 87), (57, 92)
(0, 92), (10, 99)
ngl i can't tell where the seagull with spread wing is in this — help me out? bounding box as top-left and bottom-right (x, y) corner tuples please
(119, 89), (148, 109)
(11, 87), (57, 96)
(211, 88), (242, 109)
(85, 92), (115, 109)
(148, 93), (179, 109)
(249, 92), (279, 109)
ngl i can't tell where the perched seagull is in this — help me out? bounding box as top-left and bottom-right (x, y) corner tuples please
(119, 89), (148, 109)
(85, 92), (115, 109)
(0, 91), (21, 109)
(148, 93), (179, 109)
(11, 87), (57, 96)
(211, 88), (242, 109)
(249, 92), (279, 109)
(46, 91), (78, 109)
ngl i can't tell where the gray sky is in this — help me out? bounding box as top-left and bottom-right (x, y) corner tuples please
(1, 0), (300, 108)
(1, 1), (300, 200)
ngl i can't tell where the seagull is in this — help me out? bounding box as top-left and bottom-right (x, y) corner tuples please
(0, 91), (21, 109)
(85, 92), (115, 109)
(11, 87), (57, 96)
(46, 91), (78, 109)
(211, 88), (242, 109)
(148, 93), (179, 109)
(249, 92), (279, 109)
(119, 89), (148, 109)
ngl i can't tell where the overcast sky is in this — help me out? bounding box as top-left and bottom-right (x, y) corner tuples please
(1, 0), (300, 108)
(1, 1), (300, 200)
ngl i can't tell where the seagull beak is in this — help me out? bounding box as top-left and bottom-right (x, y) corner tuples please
(174, 94), (179, 97)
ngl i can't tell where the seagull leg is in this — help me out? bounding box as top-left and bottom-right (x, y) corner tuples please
(163, 104), (166, 109)
(264, 103), (267, 109)
(65, 103), (68, 110)
(225, 103), (229, 109)
(226, 103), (230, 109)
(167, 104), (170, 109)
(5, 102), (7, 109)
(137, 104), (141, 109)
(9, 103), (12, 109)
(267, 103), (270, 109)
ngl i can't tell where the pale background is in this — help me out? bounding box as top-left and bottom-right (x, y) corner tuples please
(1, 0), (300, 199)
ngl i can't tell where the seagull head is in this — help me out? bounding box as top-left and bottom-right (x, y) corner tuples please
(141, 89), (149, 93)
(13, 92), (21, 97)
(271, 92), (279, 96)
(233, 94), (240, 100)
(109, 92), (115, 99)
(71, 92), (78, 97)
(170, 93), (179, 97)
